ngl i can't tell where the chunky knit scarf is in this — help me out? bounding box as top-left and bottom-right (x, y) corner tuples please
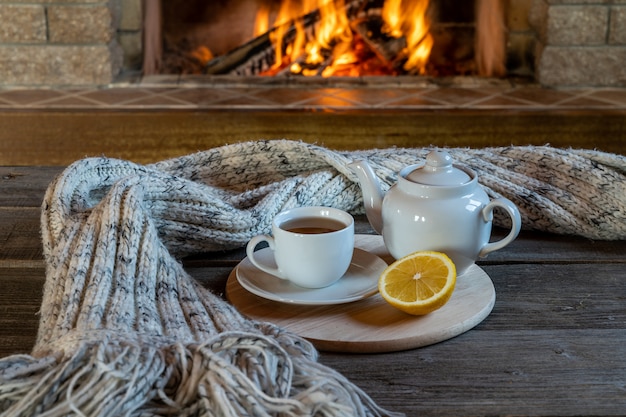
(1, 140), (624, 416)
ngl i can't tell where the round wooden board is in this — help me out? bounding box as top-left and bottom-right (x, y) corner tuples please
(226, 234), (496, 353)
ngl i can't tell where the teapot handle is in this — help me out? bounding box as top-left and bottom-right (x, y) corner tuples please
(479, 197), (522, 258)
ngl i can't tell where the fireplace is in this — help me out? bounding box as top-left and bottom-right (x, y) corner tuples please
(153, 0), (510, 79)
(0, 0), (624, 87)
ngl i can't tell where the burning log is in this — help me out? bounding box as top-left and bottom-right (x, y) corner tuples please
(159, 0), (508, 79)
(351, 16), (406, 72)
(203, 30), (277, 76)
(204, 8), (325, 76)
(204, 0), (384, 76)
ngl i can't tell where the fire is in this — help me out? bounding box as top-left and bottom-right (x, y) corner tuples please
(383, 0), (432, 74)
(254, 0), (433, 77)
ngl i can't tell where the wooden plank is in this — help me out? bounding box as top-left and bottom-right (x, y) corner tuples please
(3, 262), (623, 355)
(187, 266), (234, 298)
(0, 166), (62, 207)
(483, 228), (626, 264)
(0, 208), (44, 266)
(320, 329), (626, 416)
(1, 260), (624, 416)
(1, 165), (625, 267)
(480, 263), (626, 331)
(0, 268), (44, 356)
(226, 260), (626, 352)
(3, 213), (626, 267)
(0, 111), (624, 166)
(2, 204), (625, 265)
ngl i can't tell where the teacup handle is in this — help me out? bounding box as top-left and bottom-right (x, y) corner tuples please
(478, 197), (522, 258)
(246, 235), (288, 280)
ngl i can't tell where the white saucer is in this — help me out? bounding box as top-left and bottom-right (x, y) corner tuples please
(235, 247), (388, 305)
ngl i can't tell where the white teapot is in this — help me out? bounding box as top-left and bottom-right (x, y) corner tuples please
(349, 150), (522, 274)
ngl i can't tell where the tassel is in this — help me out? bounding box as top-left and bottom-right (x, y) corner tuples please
(1, 330), (400, 416)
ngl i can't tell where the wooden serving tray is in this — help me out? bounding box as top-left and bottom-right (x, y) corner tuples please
(226, 234), (495, 353)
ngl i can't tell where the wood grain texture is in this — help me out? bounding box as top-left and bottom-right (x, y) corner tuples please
(1, 111), (624, 165)
(0, 268), (44, 355)
(0, 208), (44, 267)
(0, 167), (62, 207)
(1, 166), (625, 266)
(226, 235), (496, 353)
(483, 263), (626, 331)
(320, 329), (626, 416)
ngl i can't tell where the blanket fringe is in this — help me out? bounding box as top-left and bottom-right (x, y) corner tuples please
(1, 330), (400, 417)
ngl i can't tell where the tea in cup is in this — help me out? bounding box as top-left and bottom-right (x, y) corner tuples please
(246, 206), (354, 289)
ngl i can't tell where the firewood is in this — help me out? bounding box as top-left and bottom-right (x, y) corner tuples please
(204, 0), (377, 76)
(351, 16), (406, 70)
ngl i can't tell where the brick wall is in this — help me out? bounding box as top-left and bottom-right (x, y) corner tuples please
(506, 0), (536, 78)
(531, 0), (626, 87)
(0, 0), (141, 86)
(0, 0), (624, 87)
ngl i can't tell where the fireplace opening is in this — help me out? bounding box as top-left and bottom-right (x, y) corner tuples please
(145, 0), (533, 80)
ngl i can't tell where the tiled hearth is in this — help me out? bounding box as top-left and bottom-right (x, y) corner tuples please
(1, 77), (624, 167)
(1, 77), (626, 110)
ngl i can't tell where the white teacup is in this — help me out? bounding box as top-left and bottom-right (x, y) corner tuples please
(246, 206), (355, 289)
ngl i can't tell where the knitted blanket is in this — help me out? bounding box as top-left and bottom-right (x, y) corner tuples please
(1, 140), (625, 416)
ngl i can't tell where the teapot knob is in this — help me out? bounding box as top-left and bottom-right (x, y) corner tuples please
(425, 150), (453, 170)
(406, 150), (471, 185)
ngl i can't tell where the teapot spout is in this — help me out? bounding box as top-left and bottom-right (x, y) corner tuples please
(348, 160), (384, 235)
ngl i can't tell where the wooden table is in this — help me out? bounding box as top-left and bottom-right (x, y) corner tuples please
(1, 165), (625, 416)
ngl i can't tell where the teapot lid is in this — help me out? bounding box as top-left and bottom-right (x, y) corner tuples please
(406, 150), (471, 185)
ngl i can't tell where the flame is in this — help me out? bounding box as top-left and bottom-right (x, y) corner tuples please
(191, 46), (214, 65)
(254, 4), (270, 36)
(256, 0), (433, 76)
(382, 0), (433, 74)
(382, 0), (404, 38)
(400, 0), (433, 74)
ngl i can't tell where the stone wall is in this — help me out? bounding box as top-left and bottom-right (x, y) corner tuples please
(0, 0), (141, 86)
(506, 0), (536, 78)
(531, 0), (626, 87)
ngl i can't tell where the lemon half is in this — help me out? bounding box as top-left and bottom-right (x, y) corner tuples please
(379, 251), (457, 315)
